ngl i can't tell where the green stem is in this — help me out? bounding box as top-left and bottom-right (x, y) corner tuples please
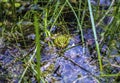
(34, 12), (41, 82)
(87, 0), (103, 73)
(66, 0), (84, 45)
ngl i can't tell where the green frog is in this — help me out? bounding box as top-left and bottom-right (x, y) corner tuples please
(54, 34), (70, 48)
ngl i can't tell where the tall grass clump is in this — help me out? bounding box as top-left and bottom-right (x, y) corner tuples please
(87, 0), (120, 78)
(101, 0), (120, 77)
(66, 0), (84, 45)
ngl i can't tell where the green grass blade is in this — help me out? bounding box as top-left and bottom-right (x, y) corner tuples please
(34, 12), (41, 82)
(66, 0), (84, 44)
(87, 0), (103, 73)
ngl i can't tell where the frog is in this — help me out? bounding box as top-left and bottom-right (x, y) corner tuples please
(54, 34), (70, 48)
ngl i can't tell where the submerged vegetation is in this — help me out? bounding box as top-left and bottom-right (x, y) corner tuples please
(0, 0), (120, 83)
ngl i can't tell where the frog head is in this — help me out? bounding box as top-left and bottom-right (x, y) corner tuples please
(54, 34), (70, 48)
